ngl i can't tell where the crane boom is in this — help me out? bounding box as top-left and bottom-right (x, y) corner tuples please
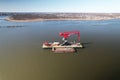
(59, 31), (80, 42)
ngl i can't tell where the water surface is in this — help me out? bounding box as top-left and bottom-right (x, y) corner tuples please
(0, 16), (120, 80)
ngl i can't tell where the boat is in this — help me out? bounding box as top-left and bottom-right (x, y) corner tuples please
(42, 31), (83, 53)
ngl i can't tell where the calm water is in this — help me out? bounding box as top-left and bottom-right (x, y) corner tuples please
(0, 16), (120, 80)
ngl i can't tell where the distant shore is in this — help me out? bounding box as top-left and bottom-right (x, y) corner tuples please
(7, 18), (106, 22)
(7, 17), (120, 22)
(5, 13), (120, 22)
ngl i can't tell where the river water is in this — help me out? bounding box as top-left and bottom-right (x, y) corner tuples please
(0, 16), (120, 80)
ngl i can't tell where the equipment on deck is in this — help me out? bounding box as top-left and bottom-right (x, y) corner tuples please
(59, 30), (80, 42)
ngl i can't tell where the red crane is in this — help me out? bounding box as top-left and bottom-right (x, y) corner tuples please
(59, 31), (80, 42)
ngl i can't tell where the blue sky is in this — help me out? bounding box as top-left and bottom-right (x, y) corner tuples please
(0, 0), (120, 12)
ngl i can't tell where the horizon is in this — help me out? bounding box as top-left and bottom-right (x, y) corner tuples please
(1, 12), (120, 14)
(1, 0), (120, 13)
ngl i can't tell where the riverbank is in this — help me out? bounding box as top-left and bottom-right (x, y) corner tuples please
(6, 18), (104, 22)
(6, 18), (44, 22)
(5, 13), (120, 22)
(7, 17), (120, 22)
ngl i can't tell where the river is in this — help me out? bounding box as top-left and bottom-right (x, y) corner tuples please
(0, 16), (120, 80)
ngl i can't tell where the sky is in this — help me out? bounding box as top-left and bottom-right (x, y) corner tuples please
(0, 0), (120, 13)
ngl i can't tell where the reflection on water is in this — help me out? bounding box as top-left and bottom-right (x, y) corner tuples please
(0, 17), (120, 80)
(0, 26), (24, 28)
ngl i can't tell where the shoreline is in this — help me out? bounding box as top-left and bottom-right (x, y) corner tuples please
(6, 18), (44, 22)
(5, 13), (120, 22)
(6, 17), (119, 22)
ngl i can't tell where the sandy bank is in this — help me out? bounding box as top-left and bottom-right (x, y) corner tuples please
(6, 18), (44, 22)
(6, 13), (120, 22)
(7, 17), (118, 22)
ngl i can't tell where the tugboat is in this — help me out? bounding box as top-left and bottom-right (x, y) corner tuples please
(42, 31), (83, 53)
